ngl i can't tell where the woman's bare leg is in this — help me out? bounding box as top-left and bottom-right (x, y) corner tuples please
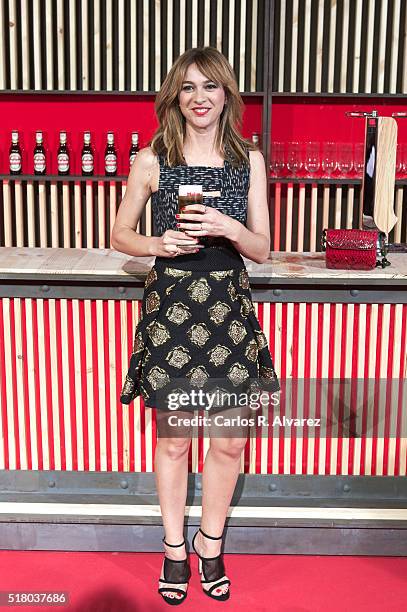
(154, 436), (191, 545)
(193, 434), (247, 596)
(154, 410), (192, 601)
(193, 405), (250, 596)
(197, 435), (247, 550)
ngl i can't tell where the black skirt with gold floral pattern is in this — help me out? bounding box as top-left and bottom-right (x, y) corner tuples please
(119, 245), (280, 409)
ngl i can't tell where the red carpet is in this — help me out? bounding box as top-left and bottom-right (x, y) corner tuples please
(0, 551), (406, 611)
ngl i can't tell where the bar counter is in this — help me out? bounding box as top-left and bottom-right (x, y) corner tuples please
(1, 247), (407, 302)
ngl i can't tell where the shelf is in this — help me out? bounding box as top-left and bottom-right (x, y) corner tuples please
(271, 92), (407, 99)
(0, 174), (128, 182)
(269, 177), (361, 185)
(268, 177), (407, 185)
(0, 89), (264, 97)
(1, 175), (405, 185)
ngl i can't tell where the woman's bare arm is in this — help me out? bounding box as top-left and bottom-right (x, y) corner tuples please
(111, 147), (160, 256)
(111, 147), (199, 257)
(226, 149), (271, 263)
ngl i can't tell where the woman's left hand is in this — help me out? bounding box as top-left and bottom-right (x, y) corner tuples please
(175, 203), (237, 240)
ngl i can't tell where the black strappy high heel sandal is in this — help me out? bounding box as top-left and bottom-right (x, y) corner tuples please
(158, 537), (191, 606)
(192, 527), (231, 601)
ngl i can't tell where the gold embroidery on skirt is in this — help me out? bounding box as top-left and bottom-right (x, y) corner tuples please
(254, 330), (268, 350)
(239, 295), (253, 317)
(238, 269), (250, 290)
(132, 330), (144, 354)
(227, 281), (238, 302)
(146, 321), (171, 346)
(165, 283), (176, 296)
(187, 277), (212, 303)
(187, 323), (211, 347)
(245, 338), (259, 362)
(209, 270), (235, 280)
(186, 365), (210, 387)
(146, 366), (170, 390)
(228, 320), (247, 345)
(227, 362), (250, 386)
(166, 302), (192, 325)
(208, 301), (232, 325)
(165, 345), (192, 369)
(207, 344), (232, 366)
(140, 383), (150, 399)
(121, 374), (135, 395)
(259, 365), (277, 381)
(143, 347), (152, 364)
(164, 267), (193, 279)
(145, 290), (160, 314)
(145, 268), (158, 288)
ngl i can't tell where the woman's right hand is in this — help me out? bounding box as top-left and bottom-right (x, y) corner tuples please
(151, 229), (200, 257)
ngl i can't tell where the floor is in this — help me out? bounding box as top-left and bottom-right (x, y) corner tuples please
(0, 551), (406, 611)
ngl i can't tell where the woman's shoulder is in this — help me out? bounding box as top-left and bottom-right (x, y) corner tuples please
(247, 148), (265, 169)
(133, 146), (160, 193)
(137, 146), (160, 168)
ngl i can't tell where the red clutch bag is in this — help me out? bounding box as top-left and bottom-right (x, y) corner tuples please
(321, 229), (390, 270)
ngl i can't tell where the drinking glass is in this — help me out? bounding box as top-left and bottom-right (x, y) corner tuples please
(286, 142), (303, 176)
(396, 144), (407, 178)
(304, 141), (320, 175)
(337, 143), (353, 177)
(270, 142), (285, 177)
(353, 143), (365, 177)
(177, 185), (204, 246)
(321, 142), (337, 177)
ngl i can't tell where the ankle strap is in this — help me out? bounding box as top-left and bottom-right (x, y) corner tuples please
(162, 537), (185, 547)
(199, 527), (223, 540)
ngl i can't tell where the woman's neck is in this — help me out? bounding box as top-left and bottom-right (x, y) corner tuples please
(183, 123), (221, 161)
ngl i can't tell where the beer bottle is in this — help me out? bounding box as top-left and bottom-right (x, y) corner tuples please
(82, 131), (94, 176)
(9, 130), (22, 175)
(105, 132), (117, 176)
(34, 131), (46, 175)
(129, 132), (139, 169)
(252, 133), (260, 147)
(57, 131), (70, 175)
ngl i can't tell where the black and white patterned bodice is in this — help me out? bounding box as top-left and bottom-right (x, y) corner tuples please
(151, 153), (250, 237)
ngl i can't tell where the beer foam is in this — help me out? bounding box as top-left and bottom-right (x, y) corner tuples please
(178, 184), (203, 196)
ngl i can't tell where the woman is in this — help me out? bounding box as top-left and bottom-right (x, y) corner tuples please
(112, 46), (280, 605)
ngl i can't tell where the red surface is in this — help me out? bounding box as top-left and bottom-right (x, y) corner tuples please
(0, 94), (262, 176)
(271, 96), (407, 145)
(0, 550), (406, 611)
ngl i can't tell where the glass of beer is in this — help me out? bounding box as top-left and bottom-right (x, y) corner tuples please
(178, 185), (203, 222)
(176, 185), (205, 248)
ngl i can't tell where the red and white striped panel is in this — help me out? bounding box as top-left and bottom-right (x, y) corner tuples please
(1, 298), (406, 475)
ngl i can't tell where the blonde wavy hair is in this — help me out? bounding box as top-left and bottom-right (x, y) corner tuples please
(149, 46), (258, 168)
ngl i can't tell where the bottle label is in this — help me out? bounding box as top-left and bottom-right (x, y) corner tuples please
(105, 153), (117, 173)
(82, 153), (94, 173)
(34, 152), (46, 172)
(58, 153), (69, 173)
(10, 153), (22, 172)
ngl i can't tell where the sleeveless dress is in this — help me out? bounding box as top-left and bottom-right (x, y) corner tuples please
(119, 152), (280, 411)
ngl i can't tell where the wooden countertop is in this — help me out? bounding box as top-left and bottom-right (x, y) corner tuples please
(0, 247), (406, 285)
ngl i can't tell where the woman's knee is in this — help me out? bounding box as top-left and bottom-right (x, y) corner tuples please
(209, 437), (247, 459)
(157, 437), (191, 460)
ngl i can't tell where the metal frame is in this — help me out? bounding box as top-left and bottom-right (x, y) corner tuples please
(1, 279), (407, 303)
(1, 523), (407, 555)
